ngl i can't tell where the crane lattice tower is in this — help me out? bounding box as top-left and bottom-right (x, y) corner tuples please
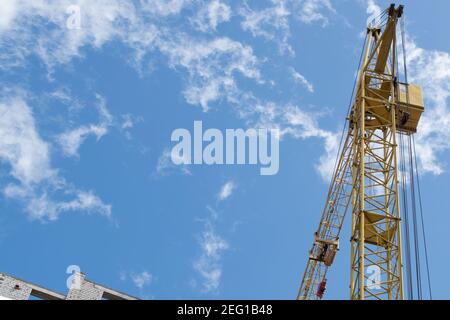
(297, 4), (425, 300)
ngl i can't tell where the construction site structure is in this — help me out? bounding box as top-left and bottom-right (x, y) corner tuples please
(0, 272), (138, 300)
(297, 4), (427, 300)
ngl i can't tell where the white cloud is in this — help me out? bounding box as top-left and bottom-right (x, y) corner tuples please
(58, 126), (107, 157)
(289, 67), (314, 93)
(120, 270), (154, 290)
(295, 0), (335, 26)
(0, 93), (112, 221)
(0, 0), (154, 70)
(156, 148), (191, 176)
(404, 38), (450, 175)
(0, 0), (346, 185)
(194, 221), (229, 293)
(121, 114), (136, 130)
(366, 0), (382, 27)
(0, 1), (261, 114)
(239, 0), (293, 55)
(5, 188), (112, 221)
(316, 131), (340, 181)
(140, 0), (192, 17)
(50, 88), (83, 111)
(56, 191), (111, 217)
(131, 271), (153, 289)
(0, 95), (55, 185)
(120, 114), (143, 140)
(158, 35), (261, 112)
(58, 95), (113, 158)
(282, 106), (339, 180)
(218, 181), (236, 201)
(192, 0), (231, 32)
(0, 0), (17, 31)
(231, 94), (339, 181)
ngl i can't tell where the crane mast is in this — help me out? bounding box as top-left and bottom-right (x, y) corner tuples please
(297, 4), (425, 300)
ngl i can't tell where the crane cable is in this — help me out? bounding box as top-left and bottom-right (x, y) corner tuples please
(408, 133), (422, 299)
(395, 16), (413, 299)
(412, 135), (433, 299)
(398, 13), (417, 301)
(399, 14), (433, 300)
(399, 133), (413, 299)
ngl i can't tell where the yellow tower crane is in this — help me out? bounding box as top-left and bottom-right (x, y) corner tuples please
(297, 4), (426, 300)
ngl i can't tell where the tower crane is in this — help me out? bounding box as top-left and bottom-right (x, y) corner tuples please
(297, 4), (429, 300)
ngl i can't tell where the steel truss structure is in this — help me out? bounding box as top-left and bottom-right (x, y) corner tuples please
(297, 4), (424, 300)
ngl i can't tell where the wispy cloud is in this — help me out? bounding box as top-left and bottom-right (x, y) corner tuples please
(131, 271), (153, 290)
(0, 94), (55, 186)
(194, 219), (229, 293)
(282, 106), (339, 180)
(239, 0), (293, 55)
(289, 67), (314, 93)
(227, 91), (339, 181)
(158, 34), (261, 112)
(0, 1), (145, 70)
(295, 0), (336, 27)
(57, 94), (113, 158)
(141, 0), (192, 17)
(6, 189), (112, 221)
(0, 0), (362, 185)
(1, 1), (258, 113)
(191, 0), (231, 32)
(121, 114), (139, 130)
(366, 0), (382, 26)
(218, 181), (236, 202)
(405, 38), (450, 175)
(120, 114), (143, 140)
(0, 0), (17, 31)
(120, 270), (154, 291)
(0, 92), (111, 221)
(156, 148), (192, 176)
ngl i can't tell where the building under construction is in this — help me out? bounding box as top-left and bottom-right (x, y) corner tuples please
(0, 272), (137, 300)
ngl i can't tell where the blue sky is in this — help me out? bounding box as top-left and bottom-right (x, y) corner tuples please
(0, 0), (450, 300)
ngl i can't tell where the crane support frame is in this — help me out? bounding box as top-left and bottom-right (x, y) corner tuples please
(297, 4), (424, 300)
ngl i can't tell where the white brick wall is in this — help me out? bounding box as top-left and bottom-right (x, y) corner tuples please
(0, 273), (32, 300)
(66, 273), (104, 300)
(0, 272), (136, 300)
